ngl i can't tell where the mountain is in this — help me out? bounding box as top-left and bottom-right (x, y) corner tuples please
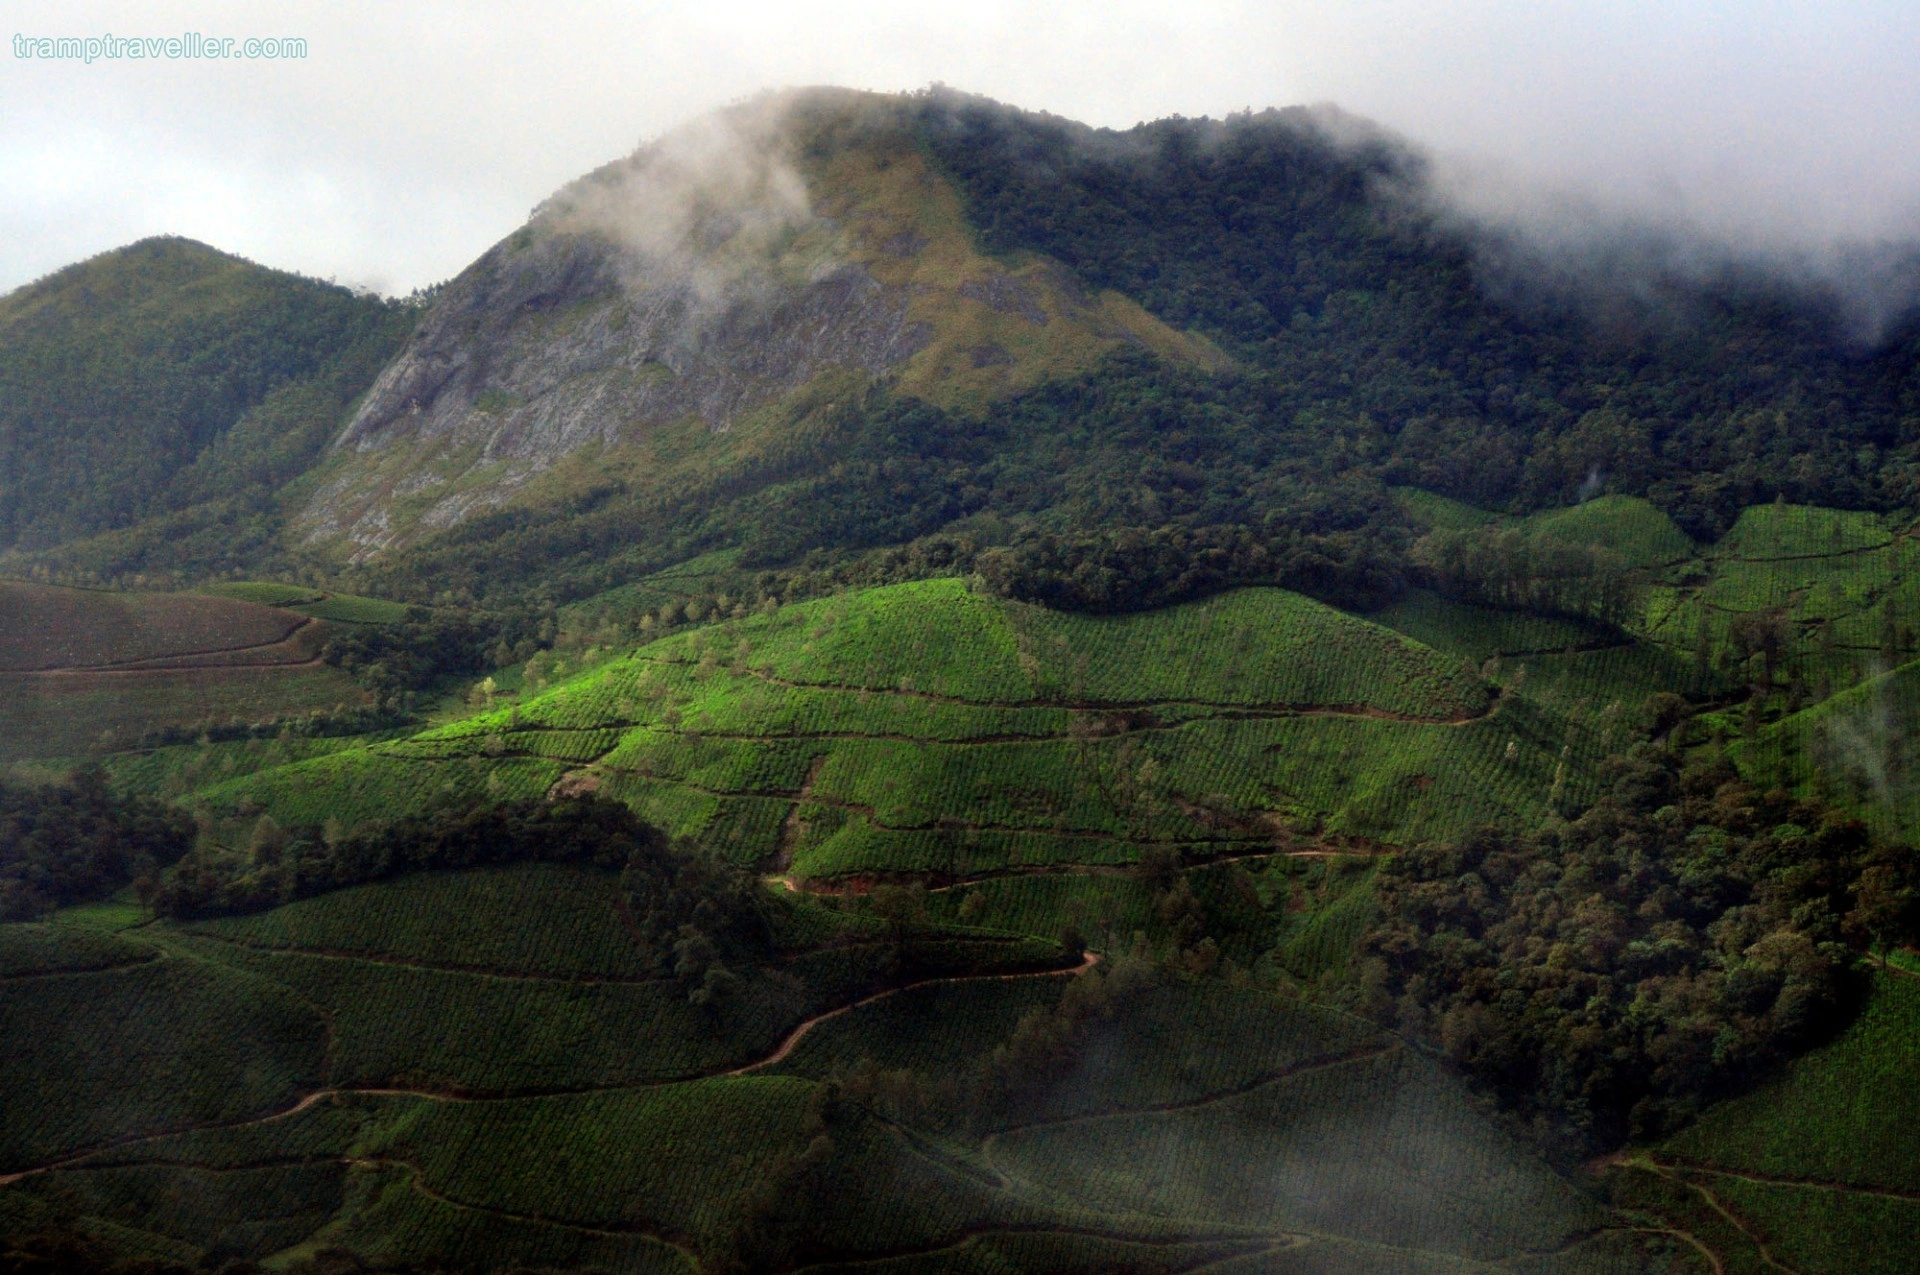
(296, 86), (1920, 613)
(298, 90), (1219, 564)
(7, 88), (1919, 616)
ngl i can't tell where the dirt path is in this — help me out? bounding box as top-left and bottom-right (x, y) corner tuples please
(979, 1040), (1396, 1154)
(1669, 1170), (1801, 1275)
(728, 951), (1100, 1076)
(1631, 1224), (1726, 1275)
(346, 1155), (697, 1253)
(632, 654), (1498, 726)
(775, 844), (1387, 897)
(3, 615), (323, 676)
(182, 931), (668, 985)
(0, 952), (162, 982)
(1645, 1157), (1920, 1205)
(1880, 952), (1920, 982)
(785, 1225), (1289, 1273)
(85, 616), (324, 672)
(1615, 1158), (1810, 1275)
(554, 764), (1279, 852)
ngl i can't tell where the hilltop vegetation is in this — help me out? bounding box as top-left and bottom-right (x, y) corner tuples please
(914, 90), (1920, 532)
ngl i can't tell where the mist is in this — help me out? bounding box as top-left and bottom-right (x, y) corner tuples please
(3, 0), (1919, 342)
(536, 96), (826, 329)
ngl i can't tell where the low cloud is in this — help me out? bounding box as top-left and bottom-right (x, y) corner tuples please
(533, 96), (825, 326)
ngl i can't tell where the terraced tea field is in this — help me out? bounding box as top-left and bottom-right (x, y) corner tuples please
(0, 872), (1675, 1272)
(185, 580), (1597, 886)
(1608, 969), (1920, 1275)
(0, 578), (369, 764)
(1395, 494), (1920, 841)
(13, 497), (1920, 1269)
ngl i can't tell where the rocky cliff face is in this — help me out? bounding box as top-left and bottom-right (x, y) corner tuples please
(297, 90), (1218, 559)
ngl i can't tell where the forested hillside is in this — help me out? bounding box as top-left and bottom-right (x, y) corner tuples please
(913, 90), (1920, 532)
(7, 91), (1920, 621)
(0, 237), (414, 565)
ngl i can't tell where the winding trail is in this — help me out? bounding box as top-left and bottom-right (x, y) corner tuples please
(980, 1039), (1398, 1146)
(343, 1154), (702, 1266)
(975, 1039), (1400, 1196)
(783, 1226), (1291, 1273)
(775, 843), (1387, 897)
(0, 952), (162, 982)
(1642, 1162), (1801, 1275)
(180, 931), (668, 985)
(728, 950), (1100, 1075)
(1638, 1156), (1920, 1206)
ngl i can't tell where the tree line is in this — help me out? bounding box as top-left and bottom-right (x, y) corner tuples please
(0, 773), (194, 920)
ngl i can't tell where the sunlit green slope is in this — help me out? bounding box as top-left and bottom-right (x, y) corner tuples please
(184, 579), (1599, 879)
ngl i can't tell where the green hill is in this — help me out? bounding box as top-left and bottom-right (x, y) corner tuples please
(1609, 969), (1920, 1275)
(182, 580), (1592, 880)
(0, 237), (413, 563)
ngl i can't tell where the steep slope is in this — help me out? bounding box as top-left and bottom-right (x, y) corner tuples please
(298, 89), (1219, 560)
(0, 237), (414, 554)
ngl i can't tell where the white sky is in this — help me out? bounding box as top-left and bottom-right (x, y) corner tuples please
(4, 0), (1920, 296)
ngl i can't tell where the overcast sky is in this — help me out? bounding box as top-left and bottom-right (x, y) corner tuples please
(5, 0), (1920, 297)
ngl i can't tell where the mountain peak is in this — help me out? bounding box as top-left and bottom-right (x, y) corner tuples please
(298, 90), (1219, 559)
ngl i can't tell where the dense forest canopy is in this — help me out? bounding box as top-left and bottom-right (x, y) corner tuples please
(0, 774), (194, 920)
(910, 91), (1920, 534)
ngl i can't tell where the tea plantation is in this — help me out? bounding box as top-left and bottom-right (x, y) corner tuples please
(6, 496), (1920, 1270)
